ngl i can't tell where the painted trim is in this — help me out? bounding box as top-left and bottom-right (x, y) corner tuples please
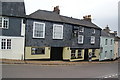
(33, 21), (45, 38)
(53, 24), (63, 39)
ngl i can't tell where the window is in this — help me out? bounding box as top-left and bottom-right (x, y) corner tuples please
(7, 39), (11, 49)
(105, 39), (108, 45)
(79, 26), (84, 32)
(78, 35), (84, 44)
(78, 49), (82, 58)
(92, 29), (95, 34)
(111, 39), (113, 45)
(92, 49), (96, 57)
(91, 36), (95, 44)
(31, 47), (45, 55)
(71, 49), (76, 59)
(53, 24), (63, 39)
(0, 17), (2, 27)
(105, 51), (107, 58)
(0, 17), (9, 29)
(1, 39), (11, 50)
(33, 22), (45, 38)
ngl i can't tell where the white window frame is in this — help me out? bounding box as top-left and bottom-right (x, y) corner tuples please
(91, 36), (95, 44)
(53, 24), (63, 39)
(0, 16), (9, 29)
(78, 35), (84, 44)
(1, 39), (11, 50)
(33, 22), (45, 38)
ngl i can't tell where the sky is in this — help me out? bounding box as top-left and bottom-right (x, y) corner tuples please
(24, 0), (119, 32)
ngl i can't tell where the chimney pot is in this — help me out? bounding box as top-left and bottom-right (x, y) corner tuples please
(53, 6), (60, 14)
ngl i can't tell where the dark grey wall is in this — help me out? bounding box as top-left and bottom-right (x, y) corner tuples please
(1, 17), (22, 36)
(25, 19), (101, 49)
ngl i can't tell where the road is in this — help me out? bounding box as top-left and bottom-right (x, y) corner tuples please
(1, 62), (119, 78)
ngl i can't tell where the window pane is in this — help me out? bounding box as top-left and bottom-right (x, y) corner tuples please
(0, 17), (2, 28)
(78, 35), (83, 44)
(105, 39), (108, 45)
(78, 49), (82, 58)
(31, 47), (45, 55)
(7, 39), (11, 49)
(53, 24), (63, 39)
(91, 36), (95, 44)
(1, 39), (6, 49)
(33, 22), (45, 38)
(3, 18), (9, 29)
(71, 49), (76, 59)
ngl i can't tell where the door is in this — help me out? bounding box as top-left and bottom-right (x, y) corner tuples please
(50, 47), (63, 60)
(84, 49), (89, 61)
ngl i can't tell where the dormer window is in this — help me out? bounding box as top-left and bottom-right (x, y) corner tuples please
(79, 26), (84, 32)
(92, 29), (95, 34)
(0, 17), (9, 29)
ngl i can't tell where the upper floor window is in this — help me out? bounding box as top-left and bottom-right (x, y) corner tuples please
(53, 24), (63, 39)
(110, 39), (113, 45)
(91, 36), (95, 44)
(1, 39), (11, 50)
(78, 35), (84, 44)
(79, 26), (84, 32)
(0, 17), (9, 29)
(92, 29), (95, 34)
(33, 22), (45, 38)
(105, 39), (108, 45)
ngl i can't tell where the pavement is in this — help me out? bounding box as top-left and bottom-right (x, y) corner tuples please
(0, 59), (119, 65)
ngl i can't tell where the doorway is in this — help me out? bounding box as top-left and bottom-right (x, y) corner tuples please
(84, 49), (89, 61)
(50, 47), (63, 60)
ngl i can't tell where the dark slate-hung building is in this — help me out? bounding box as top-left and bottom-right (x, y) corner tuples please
(0, 1), (26, 60)
(25, 6), (101, 61)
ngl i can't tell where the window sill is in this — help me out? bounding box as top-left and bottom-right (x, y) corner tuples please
(77, 56), (83, 58)
(32, 37), (45, 39)
(31, 54), (45, 55)
(92, 56), (96, 57)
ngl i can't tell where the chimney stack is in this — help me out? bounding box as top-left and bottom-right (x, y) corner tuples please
(53, 6), (60, 14)
(103, 25), (111, 33)
(83, 15), (92, 22)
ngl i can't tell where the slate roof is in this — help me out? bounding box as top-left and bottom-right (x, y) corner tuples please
(0, 2), (26, 17)
(101, 30), (114, 37)
(115, 36), (120, 41)
(27, 9), (101, 29)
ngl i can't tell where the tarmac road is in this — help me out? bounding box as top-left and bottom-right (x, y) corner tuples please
(2, 62), (119, 78)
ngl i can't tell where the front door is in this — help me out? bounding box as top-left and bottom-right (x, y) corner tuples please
(50, 47), (63, 60)
(84, 49), (89, 61)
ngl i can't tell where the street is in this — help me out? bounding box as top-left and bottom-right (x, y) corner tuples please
(2, 62), (119, 78)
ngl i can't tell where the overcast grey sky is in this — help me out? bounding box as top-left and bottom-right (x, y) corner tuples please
(24, 0), (119, 32)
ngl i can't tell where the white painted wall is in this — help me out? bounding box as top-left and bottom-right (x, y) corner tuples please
(0, 36), (25, 60)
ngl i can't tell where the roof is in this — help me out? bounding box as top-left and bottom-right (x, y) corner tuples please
(27, 9), (101, 29)
(0, 2), (26, 17)
(115, 36), (120, 41)
(101, 30), (114, 37)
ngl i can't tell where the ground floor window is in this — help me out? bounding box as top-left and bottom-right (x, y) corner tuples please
(1, 39), (11, 49)
(105, 51), (107, 58)
(78, 49), (82, 58)
(92, 49), (96, 57)
(31, 47), (45, 55)
(71, 49), (76, 59)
